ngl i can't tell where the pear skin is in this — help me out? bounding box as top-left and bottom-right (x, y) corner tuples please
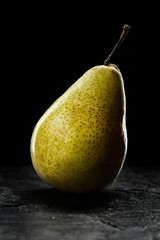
(30, 64), (127, 194)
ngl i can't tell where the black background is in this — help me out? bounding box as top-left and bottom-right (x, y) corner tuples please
(1, 3), (159, 166)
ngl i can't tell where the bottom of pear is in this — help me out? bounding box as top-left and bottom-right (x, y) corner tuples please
(35, 168), (121, 195)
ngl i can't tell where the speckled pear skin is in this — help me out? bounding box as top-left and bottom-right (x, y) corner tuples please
(30, 64), (127, 194)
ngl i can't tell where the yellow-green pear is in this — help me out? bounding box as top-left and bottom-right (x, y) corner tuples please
(30, 24), (130, 194)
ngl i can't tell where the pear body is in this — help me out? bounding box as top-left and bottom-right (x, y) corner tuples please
(30, 64), (127, 194)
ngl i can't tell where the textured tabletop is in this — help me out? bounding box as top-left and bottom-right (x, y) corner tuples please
(0, 165), (160, 240)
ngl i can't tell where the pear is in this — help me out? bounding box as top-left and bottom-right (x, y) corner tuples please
(30, 24), (130, 194)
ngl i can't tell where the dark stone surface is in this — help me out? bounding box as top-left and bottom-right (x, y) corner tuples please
(0, 165), (160, 240)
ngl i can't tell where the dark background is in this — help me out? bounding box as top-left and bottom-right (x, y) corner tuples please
(1, 3), (159, 166)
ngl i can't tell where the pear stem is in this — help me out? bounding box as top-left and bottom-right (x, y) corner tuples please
(104, 24), (130, 66)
